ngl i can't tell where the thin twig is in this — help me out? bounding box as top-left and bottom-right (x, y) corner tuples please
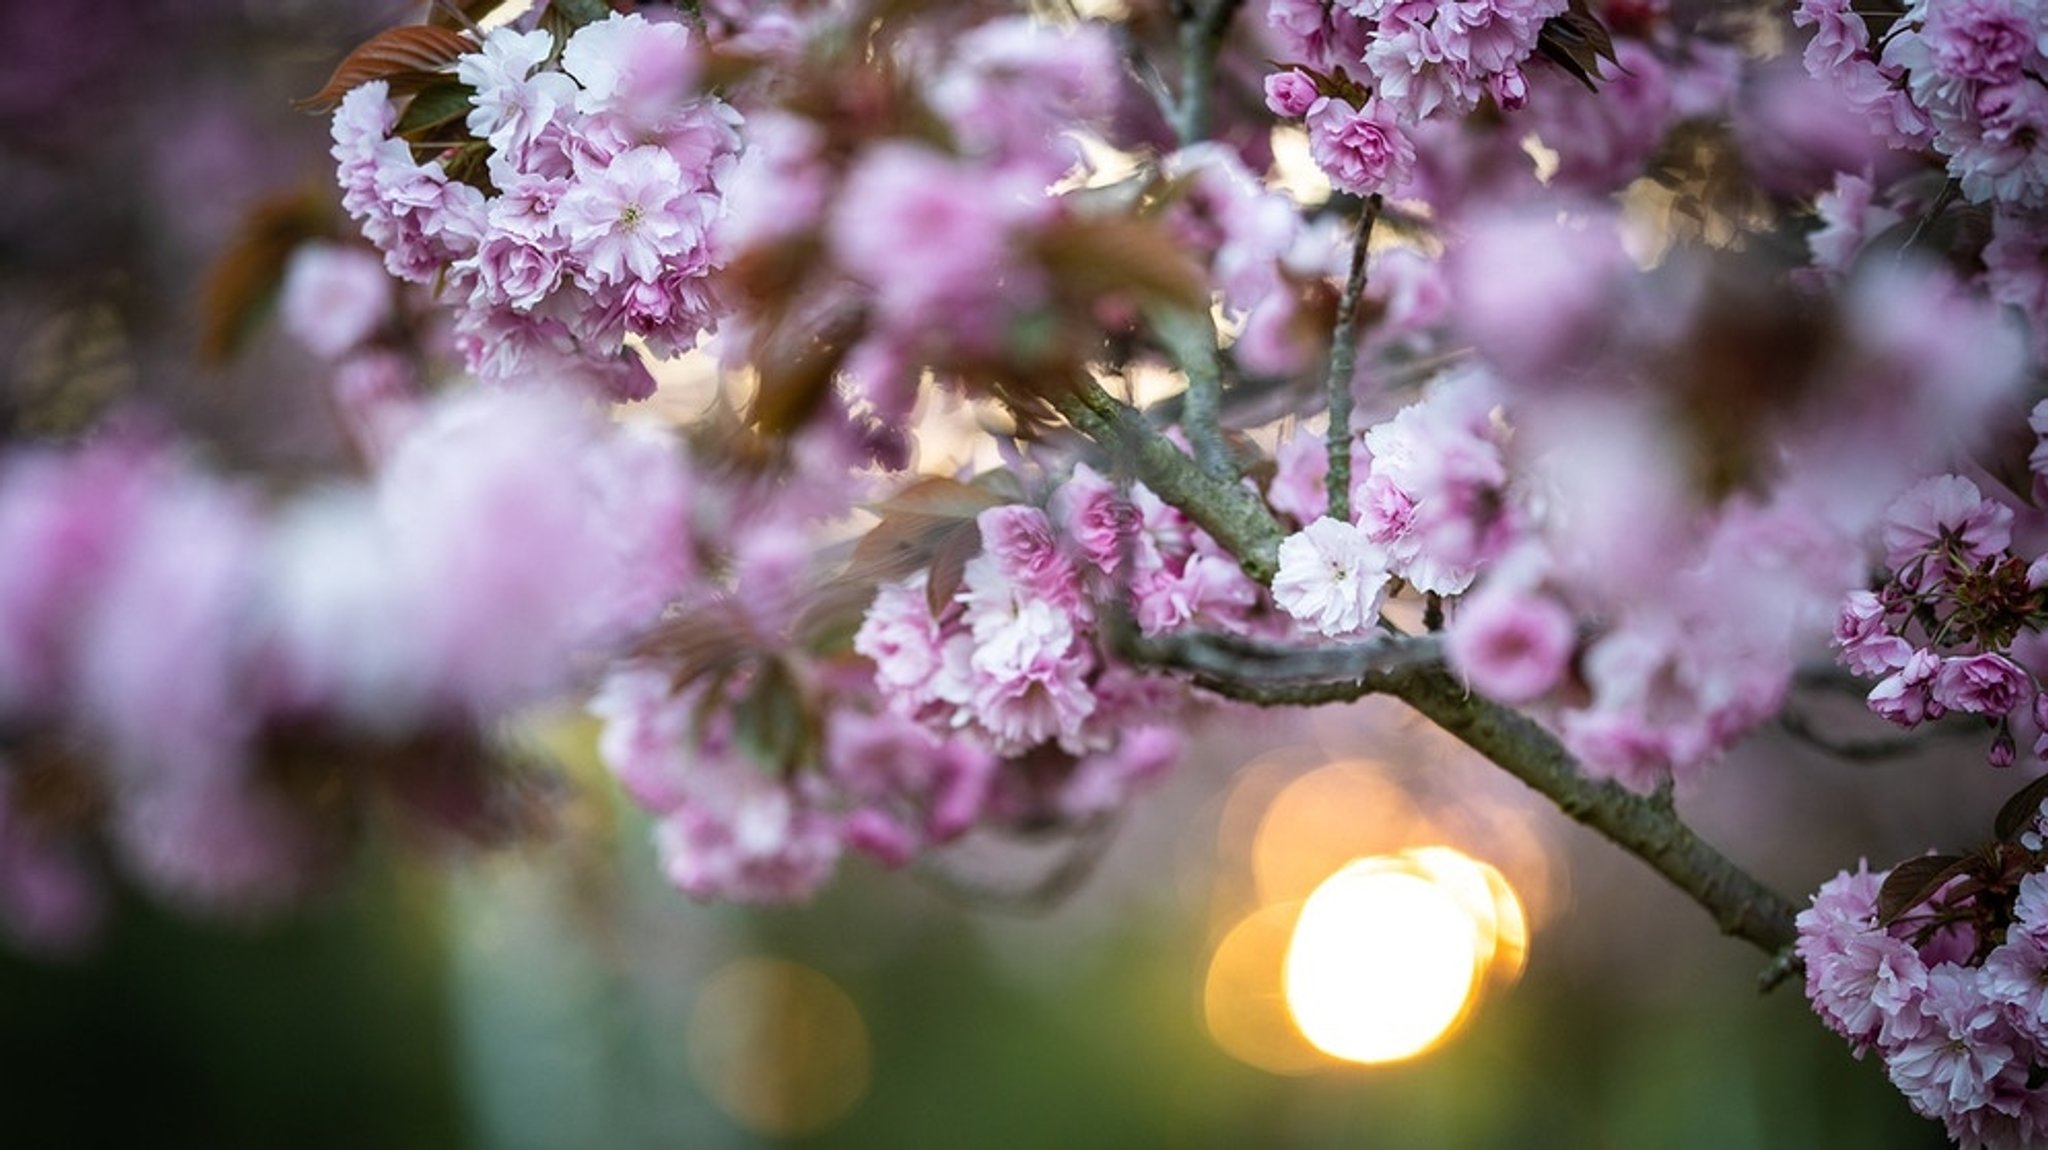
(1111, 20), (1178, 131)
(1172, 0), (1246, 144)
(1325, 198), (1380, 522)
(1778, 703), (1988, 763)
(1149, 305), (1234, 482)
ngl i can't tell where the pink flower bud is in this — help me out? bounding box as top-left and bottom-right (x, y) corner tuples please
(1264, 70), (1320, 118)
(1989, 722), (2018, 769)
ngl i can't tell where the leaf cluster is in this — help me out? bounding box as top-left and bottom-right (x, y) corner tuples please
(1873, 773), (2048, 959)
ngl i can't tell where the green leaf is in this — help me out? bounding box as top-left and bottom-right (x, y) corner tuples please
(438, 141), (497, 194)
(732, 659), (813, 776)
(395, 79), (478, 137)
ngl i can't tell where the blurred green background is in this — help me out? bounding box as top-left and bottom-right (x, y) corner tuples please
(0, 696), (1967, 1150)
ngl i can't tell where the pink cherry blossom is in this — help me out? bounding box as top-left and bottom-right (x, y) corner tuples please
(1834, 589), (1913, 676)
(1884, 966), (2022, 1119)
(1049, 464), (1139, 577)
(1869, 648), (1946, 727)
(1933, 653), (2031, 717)
(1446, 585), (1577, 704)
(557, 145), (703, 287)
(1271, 517), (1392, 638)
(1882, 475), (2015, 584)
(278, 243), (392, 359)
(458, 25), (577, 155)
(1306, 97), (1416, 197)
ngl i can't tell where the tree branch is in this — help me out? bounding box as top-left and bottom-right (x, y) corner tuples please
(1324, 198), (1379, 522)
(1170, 0), (1246, 144)
(1052, 381), (1286, 583)
(546, 0), (614, 27)
(1148, 305), (1235, 482)
(1117, 628), (1803, 961)
(1384, 665), (1802, 958)
(1118, 627), (1446, 690)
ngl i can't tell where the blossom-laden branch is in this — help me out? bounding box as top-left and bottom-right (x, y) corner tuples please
(1153, 0), (1247, 486)
(1051, 381), (1287, 584)
(1113, 625), (1803, 963)
(1384, 665), (1802, 960)
(1064, 287), (1808, 962)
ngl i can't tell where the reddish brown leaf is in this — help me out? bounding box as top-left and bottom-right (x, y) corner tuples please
(630, 606), (759, 690)
(793, 577), (883, 653)
(196, 190), (334, 367)
(1875, 853), (1969, 925)
(841, 477), (1005, 593)
(843, 514), (973, 590)
(299, 25), (476, 112)
(748, 310), (862, 435)
(869, 475), (1009, 522)
(1536, 2), (1619, 93)
(1037, 216), (1210, 314)
(1996, 773), (2048, 841)
(426, 0), (511, 28)
(924, 521), (985, 614)
(727, 232), (826, 309)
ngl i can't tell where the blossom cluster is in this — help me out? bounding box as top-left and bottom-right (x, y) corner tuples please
(330, 12), (740, 401)
(1836, 463), (2048, 768)
(1262, 0), (1568, 196)
(0, 387), (690, 946)
(1796, 0), (2048, 211)
(715, 13), (1124, 430)
(1263, 363), (1856, 793)
(1795, 1), (2048, 359)
(590, 660), (1000, 903)
(853, 501), (1194, 800)
(1800, 848), (2048, 1149)
(1269, 370), (1515, 639)
(1410, 192), (2024, 792)
(582, 484), (1204, 905)
(1159, 143), (1450, 377)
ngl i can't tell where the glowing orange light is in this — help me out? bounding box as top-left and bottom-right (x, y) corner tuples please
(1259, 848), (1529, 1067)
(1283, 859), (1483, 1064)
(686, 958), (870, 1137)
(1203, 901), (1326, 1076)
